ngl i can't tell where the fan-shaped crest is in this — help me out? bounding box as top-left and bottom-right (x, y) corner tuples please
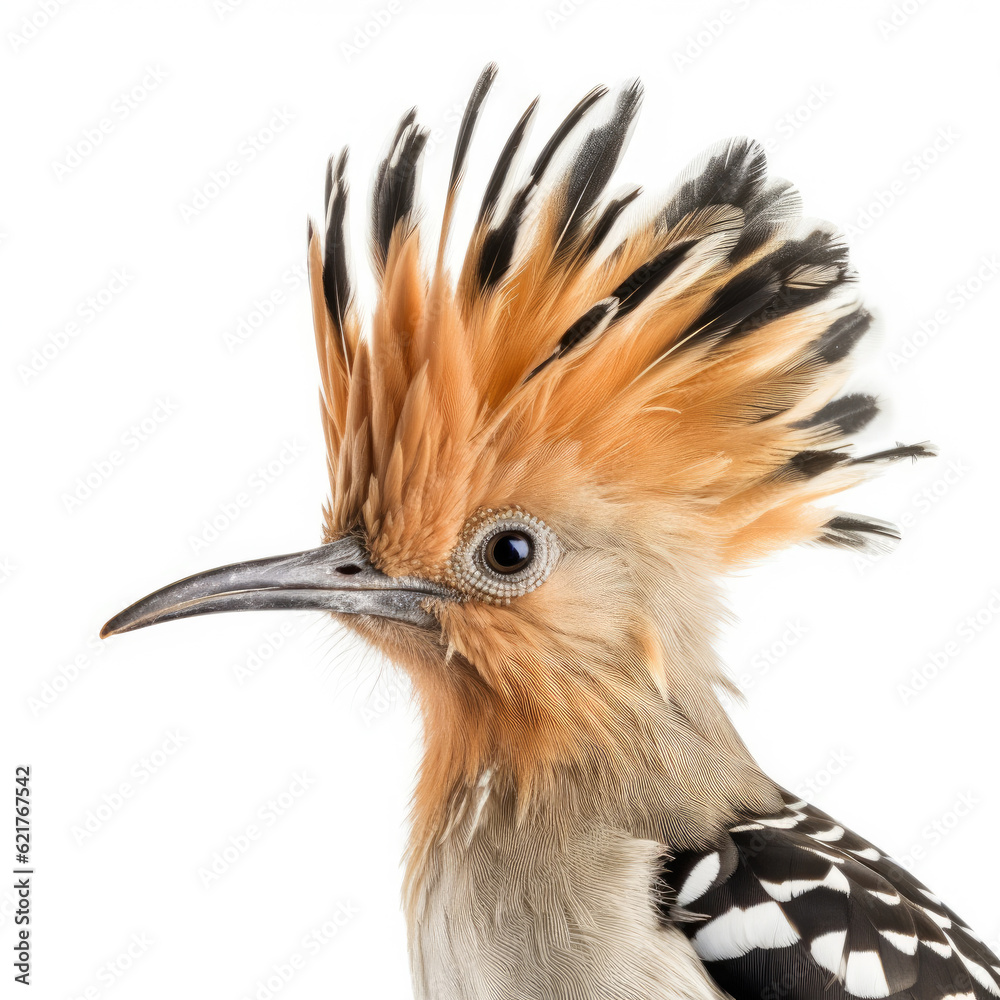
(306, 64), (929, 579)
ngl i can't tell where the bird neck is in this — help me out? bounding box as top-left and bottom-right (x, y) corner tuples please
(402, 647), (781, 905)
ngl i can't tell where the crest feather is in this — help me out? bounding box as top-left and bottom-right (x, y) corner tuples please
(308, 69), (932, 572)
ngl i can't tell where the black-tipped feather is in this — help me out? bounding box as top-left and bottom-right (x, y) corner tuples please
(525, 297), (618, 381)
(658, 138), (768, 232)
(727, 231), (852, 339)
(477, 86), (607, 290)
(371, 110), (428, 275)
(681, 269), (782, 346)
(793, 392), (880, 436)
(527, 85), (607, 184)
(664, 225), (854, 354)
(578, 186), (641, 258)
(789, 449), (852, 478)
(821, 514), (901, 549)
(477, 98), (538, 225)
(786, 441), (932, 481)
(681, 230), (849, 352)
(610, 241), (696, 319)
(728, 177), (802, 262)
(449, 63), (498, 197)
(851, 442), (935, 465)
(816, 308), (873, 363)
(556, 82), (642, 255)
(323, 148), (353, 357)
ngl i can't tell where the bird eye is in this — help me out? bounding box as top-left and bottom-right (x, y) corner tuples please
(484, 531), (534, 574)
(450, 507), (559, 604)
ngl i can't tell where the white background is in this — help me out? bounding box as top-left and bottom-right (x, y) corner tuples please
(3, 0), (1000, 997)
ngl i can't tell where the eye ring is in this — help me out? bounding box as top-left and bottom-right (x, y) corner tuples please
(484, 530), (534, 574)
(449, 507), (560, 604)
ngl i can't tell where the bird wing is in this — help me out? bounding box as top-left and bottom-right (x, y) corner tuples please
(661, 791), (1000, 1000)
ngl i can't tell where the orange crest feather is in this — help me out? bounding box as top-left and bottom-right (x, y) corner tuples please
(307, 66), (930, 580)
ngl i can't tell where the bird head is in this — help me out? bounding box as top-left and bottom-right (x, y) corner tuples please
(103, 66), (929, 825)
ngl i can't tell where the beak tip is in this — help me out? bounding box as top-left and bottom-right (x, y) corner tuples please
(100, 612), (131, 639)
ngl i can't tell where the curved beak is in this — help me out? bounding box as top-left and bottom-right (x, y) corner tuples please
(101, 536), (452, 638)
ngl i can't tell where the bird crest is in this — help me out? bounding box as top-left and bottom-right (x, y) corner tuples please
(308, 64), (928, 585)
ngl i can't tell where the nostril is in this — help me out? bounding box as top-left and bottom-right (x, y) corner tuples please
(336, 564), (363, 576)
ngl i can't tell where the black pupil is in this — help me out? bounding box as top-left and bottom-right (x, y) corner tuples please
(487, 532), (533, 573)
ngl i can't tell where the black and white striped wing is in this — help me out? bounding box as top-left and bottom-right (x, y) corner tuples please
(662, 793), (1000, 1000)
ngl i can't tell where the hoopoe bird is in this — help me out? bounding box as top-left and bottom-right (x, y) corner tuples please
(102, 65), (998, 1000)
